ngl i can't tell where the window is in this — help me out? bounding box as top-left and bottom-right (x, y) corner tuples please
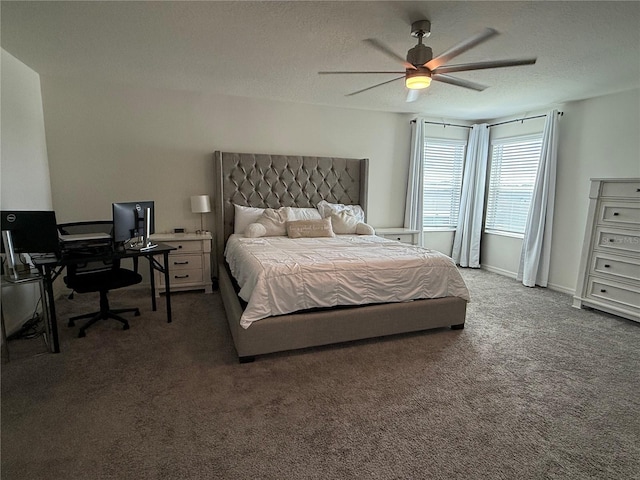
(485, 134), (543, 236)
(422, 138), (466, 228)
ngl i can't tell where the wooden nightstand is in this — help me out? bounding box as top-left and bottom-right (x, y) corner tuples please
(375, 227), (421, 246)
(149, 233), (213, 296)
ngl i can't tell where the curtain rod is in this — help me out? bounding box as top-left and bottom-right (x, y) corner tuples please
(411, 111), (564, 129)
(410, 119), (472, 129)
(487, 111), (564, 128)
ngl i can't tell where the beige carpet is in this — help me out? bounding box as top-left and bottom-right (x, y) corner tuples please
(1, 269), (639, 479)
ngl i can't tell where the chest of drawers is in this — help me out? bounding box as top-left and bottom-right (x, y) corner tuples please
(573, 179), (640, 322)
(150, 233), (213, 297)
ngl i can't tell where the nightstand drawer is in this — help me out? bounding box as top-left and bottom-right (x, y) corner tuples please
(601, 181), (640, 199)
(162, 241), (202, 253)
(164, 254), (202, 271)
(385, 234), (415, 244)
(158, 268), (204, 287)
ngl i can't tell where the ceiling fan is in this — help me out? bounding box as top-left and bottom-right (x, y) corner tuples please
(319, 20), (537, 102)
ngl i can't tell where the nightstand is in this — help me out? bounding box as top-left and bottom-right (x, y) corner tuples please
(375, 227), (421, 245)
(149, 233), (213, 296)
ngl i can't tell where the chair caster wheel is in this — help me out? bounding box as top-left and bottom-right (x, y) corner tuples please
(68, 320), (75, 327)
(78, 331), (86, 338)
(123, 324), (130, 331)
(134, 310), (141, 317)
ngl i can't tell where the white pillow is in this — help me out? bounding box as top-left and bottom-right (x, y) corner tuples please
(356, 223), (375, 235)
(317, 200), (365, 222)
(245, 223), (267, 238)
(285, 207), (322, 222)
(234, 204), (265, 234)
(330, 211), (360, 234)
(255, 208), (289, 236)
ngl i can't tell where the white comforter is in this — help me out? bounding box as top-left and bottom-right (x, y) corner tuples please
(225, 234), (470, 328)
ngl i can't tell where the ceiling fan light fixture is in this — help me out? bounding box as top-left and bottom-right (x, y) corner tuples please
(406, 74), (431, 90)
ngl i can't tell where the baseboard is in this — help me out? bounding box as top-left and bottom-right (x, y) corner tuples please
(480, 266), (575, 296)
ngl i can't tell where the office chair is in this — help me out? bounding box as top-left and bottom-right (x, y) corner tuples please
(58, 221), (142, 338)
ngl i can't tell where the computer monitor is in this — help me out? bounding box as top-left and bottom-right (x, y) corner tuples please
(1, 211), (60, 279)
(1, 211), (60, 255)
(112, 201), (155, 246)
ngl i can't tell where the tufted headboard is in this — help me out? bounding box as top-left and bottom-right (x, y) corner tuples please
(213, 151), (369, 270)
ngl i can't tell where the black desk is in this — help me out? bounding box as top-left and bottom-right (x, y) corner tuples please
(33, 243), (176, 353)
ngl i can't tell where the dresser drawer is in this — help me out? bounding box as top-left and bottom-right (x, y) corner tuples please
(591, 254), (640, 283)
(595, 227), (640, 255)
(587, 278), (640, 312)
(598, 201), (640, 227)
(601, 181), (640, 199)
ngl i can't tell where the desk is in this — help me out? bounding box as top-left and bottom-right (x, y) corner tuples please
(33, 243), (176, 353)
(1, 272), (53, 362)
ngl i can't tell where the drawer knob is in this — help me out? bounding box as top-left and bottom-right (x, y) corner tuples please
(613, 212), (619, 216)
(175, 274), (189, 279)
(178, 245), (183, 249)
(603, 264), (610, 268)
(609, 238), (615, 242)
(174, 261), (189, 265)
(600, 289), (607, 293)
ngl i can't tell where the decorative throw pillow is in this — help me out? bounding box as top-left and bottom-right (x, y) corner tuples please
(285, 207), (322, 222)
(330, 210), (360, 234)
(245, 223), (267, 238)
(234, 204), (265, 234)
(356, 223), (375, 235)
(317, 200), (365, 222)
(255, 207), (289, 236)
(287, 218), (335, 238)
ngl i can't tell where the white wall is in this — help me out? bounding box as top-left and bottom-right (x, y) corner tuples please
(0, 49), (53, 335)
(41, 77), (411, 233)
(481, 88), (640, 293)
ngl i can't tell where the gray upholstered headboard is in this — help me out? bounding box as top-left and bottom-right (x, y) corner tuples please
(213, 151), (369, 270)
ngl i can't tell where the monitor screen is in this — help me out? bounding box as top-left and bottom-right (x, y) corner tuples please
(112, 201), (155, 244)
(1, 210), (60, 255)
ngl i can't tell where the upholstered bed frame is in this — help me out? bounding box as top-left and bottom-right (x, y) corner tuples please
(213, 151), (466, 362)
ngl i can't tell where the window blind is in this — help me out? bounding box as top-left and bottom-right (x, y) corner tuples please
(485, 134), (543, 235)
(423, 139), (466, 228)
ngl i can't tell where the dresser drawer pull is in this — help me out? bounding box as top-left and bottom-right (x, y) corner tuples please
(173, 261), (189, 265)
(174, 274), (190, 279)
(609, 238), (615, 242)
(604, 264), (610, 268)
(600, 289), (607, 293)
(177, 245), (183, 249)
(613, 212), (619, 216)
(637, 188), (640, 192)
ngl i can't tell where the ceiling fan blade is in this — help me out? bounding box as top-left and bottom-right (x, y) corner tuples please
(425, 27), (499, 71)
(433, 58), (537, 74)
(432, 74), (487, 92)
(406, 89), (420, 103)
(345, 76), (405, 97)
(319, 71), (406, 75)
(364, 38), (417, 70)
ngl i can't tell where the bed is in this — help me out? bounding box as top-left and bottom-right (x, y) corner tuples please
(213, 151), (469, 362)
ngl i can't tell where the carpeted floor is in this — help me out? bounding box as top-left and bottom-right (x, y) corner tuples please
(1, 268), (639, 480)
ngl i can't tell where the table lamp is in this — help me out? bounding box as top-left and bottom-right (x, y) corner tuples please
(190, 195), (211, 234)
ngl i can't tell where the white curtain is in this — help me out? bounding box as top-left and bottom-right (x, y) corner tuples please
(517, 109), (560, 287)
(404, 118), (425, 246)
(452, 124), (489, 267)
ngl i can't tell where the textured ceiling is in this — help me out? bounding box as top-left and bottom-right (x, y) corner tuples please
(2, 1), (639, 121)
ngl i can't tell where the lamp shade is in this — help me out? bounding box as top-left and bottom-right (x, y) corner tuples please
(190, 195), (211, 214)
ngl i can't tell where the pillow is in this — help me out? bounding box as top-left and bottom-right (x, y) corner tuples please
(255, 207), (289, 236)
(245, 223), (267, 238)
(330, 210), (360, 234)
(317, 200), (365, 222)
(285, 207), (322, 222)
(286, 218), (335, 239)
(356, 223), (375, 235)
(234, 204), (265, 234)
